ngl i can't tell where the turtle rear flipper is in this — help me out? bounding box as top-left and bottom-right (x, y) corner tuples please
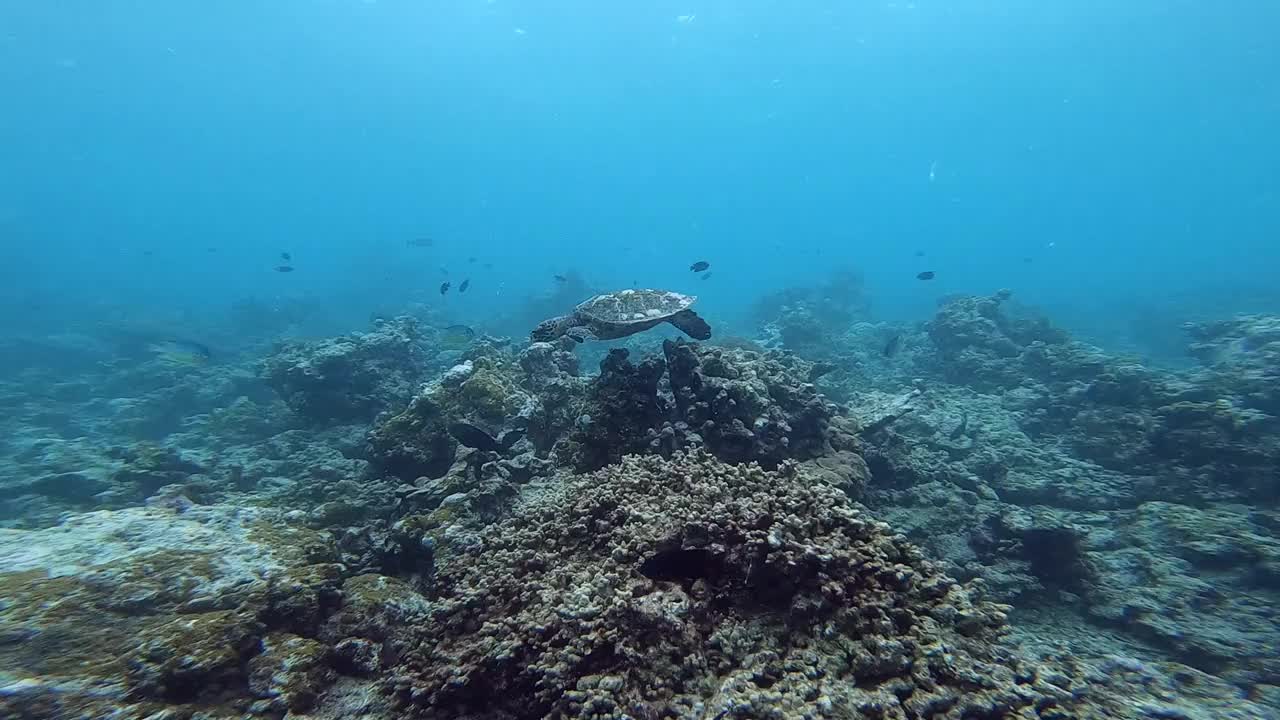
(669, 309), (712, 340)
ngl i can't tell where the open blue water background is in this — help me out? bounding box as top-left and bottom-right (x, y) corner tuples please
(2, 1), (1277, 355)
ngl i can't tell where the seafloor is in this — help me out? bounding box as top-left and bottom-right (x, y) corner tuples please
(1, 281), (1278, 719)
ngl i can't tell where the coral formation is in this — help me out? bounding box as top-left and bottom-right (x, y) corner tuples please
(664, 340), (835, 467)
(261, 316), (432, 423)
(366, 345), (536, 482)
(6, 282), (1280, 719)
(0, 505), (343, 718)
(752, 268), (872, 357)
(371, 452), (1254, 719)
(561, 348), (670, 470)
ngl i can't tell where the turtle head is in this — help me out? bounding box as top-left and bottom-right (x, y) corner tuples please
(531, 315), (569, 343)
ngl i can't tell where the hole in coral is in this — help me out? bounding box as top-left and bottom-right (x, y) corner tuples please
(638, 548), (722, 583)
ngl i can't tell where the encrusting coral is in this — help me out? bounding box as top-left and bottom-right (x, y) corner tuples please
(380, 451), (1127, 719)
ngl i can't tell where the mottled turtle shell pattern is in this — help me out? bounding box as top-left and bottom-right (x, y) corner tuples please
(575, 289), (696, 327)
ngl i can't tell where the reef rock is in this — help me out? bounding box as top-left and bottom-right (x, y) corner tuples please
(751, 268), (872, 357)
(385, 452), (1145, 719)
(0, 504), (344, 718)
(562, 348), (670, 471)
(559, 343), (838, 472)
(663, 340), (835, 467)
(926, 290), (1072, 390)
(367, 348), (536, 482)
(261, 316), (431, 423)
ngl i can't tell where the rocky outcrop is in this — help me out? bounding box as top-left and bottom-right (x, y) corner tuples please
(383, 452), (1134, 719)
(664, 341), (834, 467)
(0, 504), (347, 719)
(261, 316), (431, 424)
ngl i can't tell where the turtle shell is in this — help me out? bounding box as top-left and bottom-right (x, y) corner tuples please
(576, 289), (697, 326)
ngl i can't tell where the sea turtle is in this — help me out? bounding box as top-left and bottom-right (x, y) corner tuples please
(531, 289), (712, 343)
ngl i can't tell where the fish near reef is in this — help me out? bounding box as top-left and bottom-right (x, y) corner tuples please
(274, 265), (295, 273)
(440, 282), (451, 295)
(883, 333), (902, 358)
(916, 271), (935, 280)
(448, 421), (524, 452)
(639, 548), (723, 584)
(438, 324), (476, 349)
(459, 279), (470, 293)
(690, 260), (710, 272)
(148, 339), (213, 365)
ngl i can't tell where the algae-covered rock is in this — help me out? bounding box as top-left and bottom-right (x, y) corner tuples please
(247, 632), (335, 713)
(0, 504), (340, 718)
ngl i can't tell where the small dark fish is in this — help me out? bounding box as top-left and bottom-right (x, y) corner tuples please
(407, 237), (434, 247)
(467, 256), (477, 263)
(440, 267), (449, 275)
(690, 260), (711, 272)
(274, 265), (295, 273)
(500, 428), (526, 450)
(553, 274), (568, 283)
(280, 251), (291, 261)
(638, 548), (722, 583)
(916, 271), (935, 281)
(448, 421), (523, 452)
(142, 250), (155, 257)
(440, 282), (450, 295)
(883, 333), (903, 358)
(700, 272), (712, 280)
(808, 361), (837, 381)
(205, 247), (218, 253)
(1023, 257), (1033, 264)
(483, 263), (493, 270)
(914, 249), (926, 258)
(459, 279), (470, 293)
(949, 411), (969, 440)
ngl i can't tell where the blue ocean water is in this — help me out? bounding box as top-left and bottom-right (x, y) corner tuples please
(3, 1), (1276, 349)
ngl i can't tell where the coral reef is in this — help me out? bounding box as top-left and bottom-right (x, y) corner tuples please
(366, 344), (536, 482)
(664, 340), (834, 467)
(925, 289), (1071, 390)
(561, 348), (670, 470)
(850, 304), (1280, 702)
(366, 335), (837, 480)
(373, 452), (1254, 719)
(7, 288), (1280, 720)
(1, 454), (1270, 719)
(751, 268), (872, 358)
(557, 342), (837, 472)
(0, 504), (348, 719)
(261, 316), (433, 424)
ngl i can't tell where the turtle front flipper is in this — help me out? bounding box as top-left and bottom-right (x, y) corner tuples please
(669, 309), (712, 340)
(566, 325), (599, 343)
